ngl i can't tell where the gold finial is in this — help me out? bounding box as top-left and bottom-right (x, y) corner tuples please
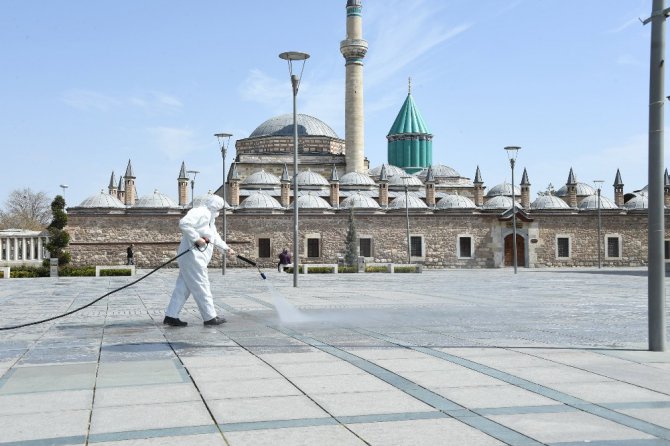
(408, 76), (412, 95)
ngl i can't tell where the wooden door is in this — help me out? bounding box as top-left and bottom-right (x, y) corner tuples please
(504, 234), (525, 267)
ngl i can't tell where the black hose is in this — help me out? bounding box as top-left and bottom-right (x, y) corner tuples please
(236, 254), (266, 280)
(0, 246), (195, 331)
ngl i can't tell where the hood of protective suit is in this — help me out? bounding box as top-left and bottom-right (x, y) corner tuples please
(205, 195), (225, 212)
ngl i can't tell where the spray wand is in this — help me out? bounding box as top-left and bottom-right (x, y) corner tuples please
(236, 254), (267, 280)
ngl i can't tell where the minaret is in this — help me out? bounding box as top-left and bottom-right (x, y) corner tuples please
(329, 165), (340, 208)
(280, 164), (291, 208)
(520, 168), (530, 209)
(341, 0), (368, 173)
(108, 171), (117, 196)
(473, 166), (484, 207)
(124, 160), (136, 206)
(425, 165), (436, 207)
(613, 169), (624, 207)
(566, 167), (578, 208)
(178, 162), (189, 207)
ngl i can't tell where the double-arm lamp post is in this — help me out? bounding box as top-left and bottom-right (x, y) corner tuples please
(279, 51), (309, 288)
(215, 133), (233, 276)
(504, 146), (521, 274)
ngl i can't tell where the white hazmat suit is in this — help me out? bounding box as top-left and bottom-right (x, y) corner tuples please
(164, 195), (233, 326)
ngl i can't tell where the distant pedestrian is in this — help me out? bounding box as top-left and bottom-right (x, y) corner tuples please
(126, 244), (135, 265)
(278, 248), (291, 272)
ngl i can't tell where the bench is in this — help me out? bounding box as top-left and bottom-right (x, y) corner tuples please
(95, 265), (136, 277)
(0, 267), (9, 279)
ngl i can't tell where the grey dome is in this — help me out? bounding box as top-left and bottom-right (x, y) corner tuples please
(623, 195), (648, 210)
(135, 190), (178, 208)
(482, 195), (521, 210)
(436, 195), (477, 209)
(557, 182), (596, 197)
(486, 182), (521, 197)
(296, 192), (332, 209)
(238, 191), (283, 209)
(249, 113), (339, 139)
(339, 172), (376, 187)
(367, 164), (407, 177)
(79, 190), (125, 208)
(416, 164), (461, 179)
(388, 175), (423, 187)
(388, 192), (428, 210)
(296, 170), (329, 187)
(340, 192), (381, 209)
(531, 195), (571, 210)
(241, 170), (280, 186)
(578, 195), (618, 210)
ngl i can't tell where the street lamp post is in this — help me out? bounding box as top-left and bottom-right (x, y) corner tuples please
(215, 133), (233, 276)
(59, 184), (68, 210)
(594, 180), (604, 269)
(504, 146), (521, 274)
(402, 176), (411, 264)
(186, 170), (199, 208)
(279, 51), (310, 288)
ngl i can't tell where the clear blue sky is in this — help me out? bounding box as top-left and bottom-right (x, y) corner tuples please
(0, 0), (662, 207)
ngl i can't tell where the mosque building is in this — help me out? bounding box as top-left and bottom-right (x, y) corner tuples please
(65, 0), (669, 269)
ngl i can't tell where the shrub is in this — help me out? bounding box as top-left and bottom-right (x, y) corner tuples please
(394, 266), (418, 273)
(59, 266), (96, 277)
(100, 269), (132, 276)
(8, 266), (49, 278)
(365, 266), (388, 273)
(338, 266), (356, 273)
(307, 266), (335, 274)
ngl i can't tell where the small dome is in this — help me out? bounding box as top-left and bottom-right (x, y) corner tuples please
(238, 191), (283, 209)
(79, 190), (125, 208)
(556, 182), (596, 197)
(296, 192), (332, 209)
(367, 164), (407, 177)
(388, 175), (423, 187)
(482, 195), (521, 210)
(241, 170), (280, 186)
(388, 192), (428, 209)
(435, 195), (477, 209)
(578, 195), (618, 210)
(531, 195), (571, 210)
(249, 113), (339, 139)
(296, 170), (329, 187)
(339, 172), (377, 187)
(340, 192), (381, 209)
(416, 164), (461, 179)
(486, 182), (521, 198)
(623, 195), (648, 210)
(135, 190), (178, 208)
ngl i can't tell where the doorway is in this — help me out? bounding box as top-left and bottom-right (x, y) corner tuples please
(504, 233), (525, 267)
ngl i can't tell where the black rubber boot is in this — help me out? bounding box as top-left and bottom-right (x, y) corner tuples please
(163, 316), (187, 327)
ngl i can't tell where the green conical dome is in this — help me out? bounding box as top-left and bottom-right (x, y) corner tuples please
(387, 88), (433, 174)
(387, 93), (431, 136)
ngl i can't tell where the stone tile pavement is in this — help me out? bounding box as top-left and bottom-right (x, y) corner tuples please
(0, 267), (668, 445)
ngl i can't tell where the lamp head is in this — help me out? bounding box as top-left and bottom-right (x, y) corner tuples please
(59, 184), (69, 189)
(504, 146), (521, 161)
(593, 180), (604, 191)
(279, 51), (310, 61)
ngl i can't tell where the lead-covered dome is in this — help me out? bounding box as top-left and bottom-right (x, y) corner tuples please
(388, 192), (428, 209)
(486, 182), (521, 198)
(388, 175), (423, 187)
(296, 192), (332, 209)
(436, 195), (477, 209)
(531, 195), (571, 210)
(340, 172), (377, 187)
(577, 195), (618, 210)
(557, 182), (596, 197)
(241, 170), (280, 187)
(340, 191), (381, 209)
(135, 190), (178, 208)
(416, 164), (460, 179)
(482, 195), (521, 210)
(238, 191), (283, 209)
(249, 113), (339, 139)
(367, 164), (407, 178)
(79, 190), (125, 208)
(296, 170), (329, 187)
(623, 195), (648, 210)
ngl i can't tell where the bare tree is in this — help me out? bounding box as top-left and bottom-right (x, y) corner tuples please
(0, 188), (53, 230)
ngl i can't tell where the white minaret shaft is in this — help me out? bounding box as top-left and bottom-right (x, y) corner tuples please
(340, 0), (368, 173)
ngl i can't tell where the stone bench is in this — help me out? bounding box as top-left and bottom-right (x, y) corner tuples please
(0, 267), (9, 279)
(280, 264), (339, 274)
(95, 265), (136, 277)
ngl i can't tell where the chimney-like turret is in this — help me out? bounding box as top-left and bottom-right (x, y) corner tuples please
(228, 162), (240, 207)
(280, 164), (291, 208)
(473, 166), (484, 207)
(613, 169), (624, 207)
(124, 160), (136, 206)
(178, 162), (189, 206)
(329, 165), (340, 208)
(520, 168), (530, 209)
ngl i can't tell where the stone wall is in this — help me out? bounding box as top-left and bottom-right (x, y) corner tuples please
(66, 208), (665, 269)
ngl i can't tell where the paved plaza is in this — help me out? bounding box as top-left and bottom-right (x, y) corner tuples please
(0, 267), (669, 445)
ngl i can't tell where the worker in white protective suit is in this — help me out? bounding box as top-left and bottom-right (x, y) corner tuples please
(164, 195), (235, 327)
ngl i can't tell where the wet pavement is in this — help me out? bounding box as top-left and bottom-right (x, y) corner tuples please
(0, 267), (669, 445)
